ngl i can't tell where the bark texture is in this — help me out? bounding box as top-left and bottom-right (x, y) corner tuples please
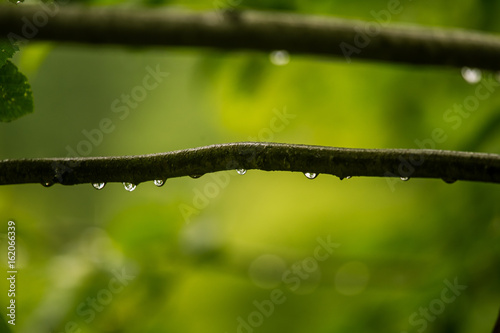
(0, 143), (499, 186)
(1, 4), (500, 69)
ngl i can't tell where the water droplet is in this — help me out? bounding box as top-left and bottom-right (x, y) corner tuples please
(442, 178), (457, 184)
(123, 182), (137, 192)
(461, 67), (482, 84)
(236, 169), (247, 175)
(400, 176), (409, 181)
(153, 179), (165, 187)
(92, 182), (106, 190)
(345, 176), (352, 179)
(42, 182), (53, 187)
(304, 172), (317, 179)
(189, 174), (203, 179)
(269, 50), (290, 66)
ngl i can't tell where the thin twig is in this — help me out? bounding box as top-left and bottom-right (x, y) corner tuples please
(1, 5), (500, 70)
(0, 143), (498, 186)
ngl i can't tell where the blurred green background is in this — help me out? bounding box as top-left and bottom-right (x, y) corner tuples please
(1, 0), (500, 332)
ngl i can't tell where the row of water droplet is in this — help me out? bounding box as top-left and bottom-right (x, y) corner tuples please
(304, 173), (408, 181)
(268, 52), (493, 83)
(265, 54), (494, 84)
(90, 179), (165, 192)
(304, 172), (353, 180)
(301, 174), (456, 183)
(42, 169), (454, 191)
(89, 170), (249, 191)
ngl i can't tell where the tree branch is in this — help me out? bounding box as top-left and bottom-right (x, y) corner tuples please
(1, 5), (500, 70)
(0, 143), (499, 186)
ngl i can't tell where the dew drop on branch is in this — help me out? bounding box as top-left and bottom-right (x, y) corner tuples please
(269, 50), (290, 66)
(345, 176), (352, 179)
(41, 182), (54, 187)
(189, 175), (203, 179)
(153, 179), (165, 187)
(400, 177), (409, 181)
(304, 172), (318, 179)
(92, 182), (106, 190)
(461, 67), (482, 84)
(236, 169), (247, 175)
(123, 182), (137, 192)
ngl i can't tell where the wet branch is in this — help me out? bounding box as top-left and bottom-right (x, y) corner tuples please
(1, 4), (500, 70)
(0, 143), (499, 186)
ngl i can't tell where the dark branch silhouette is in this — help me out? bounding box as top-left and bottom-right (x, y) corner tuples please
(493, 307), (500, 333)
(1, 4), (500, 70)
(0, 143), (499, 186)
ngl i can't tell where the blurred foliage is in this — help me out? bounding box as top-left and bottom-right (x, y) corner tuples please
(0, 61), (34, 122)
(0, 0), (500, 332)
(0, 39), (33, 122)
(0, 40), (18, 66)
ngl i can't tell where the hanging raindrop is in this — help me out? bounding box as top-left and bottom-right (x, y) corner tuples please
(461, 67), (482, 84)
(92, 182), (106, 190)
(123, 182), (137, 192)
(442, 178), (457, 184)
(400, 176), (409, 181)
(345, 176), (352, 179)
(304, 172), (318, 179)
(269, 50), (290, 66)
(153, 179), (165, 187)
(41, 182), (54, 187)
(236, 169), (247, 175)
(189, 174), (203, 179)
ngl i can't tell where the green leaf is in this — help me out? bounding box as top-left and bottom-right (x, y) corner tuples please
(0, 60), (34, 122)
(0, 39), (18, 67)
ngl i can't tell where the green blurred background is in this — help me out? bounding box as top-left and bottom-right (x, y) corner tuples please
(1, 0), (500, 332)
